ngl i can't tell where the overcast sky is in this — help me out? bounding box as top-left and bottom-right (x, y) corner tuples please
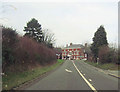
(0, 0), (118, 47)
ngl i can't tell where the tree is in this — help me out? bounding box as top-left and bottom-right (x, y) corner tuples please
(84, 43), (94, 61)
(23, 18), (43, 42)
(42, 29), (55, 48)
(91, 25), (108, 62)
(118, 47), (120, 64)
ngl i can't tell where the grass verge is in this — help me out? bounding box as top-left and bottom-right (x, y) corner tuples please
(84, 60), (120, 70)
(2, 59), (64, 90)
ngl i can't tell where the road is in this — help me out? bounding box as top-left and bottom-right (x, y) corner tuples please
(24, 60), (119, 91)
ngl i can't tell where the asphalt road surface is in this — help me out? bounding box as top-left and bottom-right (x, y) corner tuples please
(25, 60), (119, 91)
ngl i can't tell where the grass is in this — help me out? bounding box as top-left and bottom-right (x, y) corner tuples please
(2, 59), (64, 90)
(84, 60), (120, 70)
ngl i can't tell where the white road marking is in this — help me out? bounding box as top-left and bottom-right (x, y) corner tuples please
(72, 61), (97, 92)
(5, 85), (7, 87)
(65, 69), (72, 73)
(89, 79), (92, 82)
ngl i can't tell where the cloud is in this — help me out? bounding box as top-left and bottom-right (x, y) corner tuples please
(1, 1), (118, 47)
(2, 0), (119, 3)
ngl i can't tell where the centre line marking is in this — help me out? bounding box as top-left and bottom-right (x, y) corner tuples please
(72, 61), (97, 92)
(89, 79), (92, 82)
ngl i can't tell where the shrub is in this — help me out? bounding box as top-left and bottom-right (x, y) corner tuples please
(98, 45), (118, 64)
(2, 26), (57, 72)
(98, 45), (109, 64)
(14, 36), (56, 65)
(2, 27), (18, 71)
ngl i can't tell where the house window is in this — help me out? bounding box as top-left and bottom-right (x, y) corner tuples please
(77, 48), (80, 51)
(74, 56), (75, 59)
(74, 49), (76, 51)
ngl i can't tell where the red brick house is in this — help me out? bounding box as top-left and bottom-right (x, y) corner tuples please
(62, 43), (87, 60)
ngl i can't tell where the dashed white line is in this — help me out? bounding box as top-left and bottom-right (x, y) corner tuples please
(89, 79), (92, 82)
(72, 61), (97, 92)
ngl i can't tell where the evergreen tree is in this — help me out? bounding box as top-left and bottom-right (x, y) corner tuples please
(91, 25), (108, 62)
(24, 18), (43, 42)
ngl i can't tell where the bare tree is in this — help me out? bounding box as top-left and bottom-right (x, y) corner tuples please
(42, 29), (56, 48)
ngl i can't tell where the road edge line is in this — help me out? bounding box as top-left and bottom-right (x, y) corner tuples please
(72, 61), (97, 92)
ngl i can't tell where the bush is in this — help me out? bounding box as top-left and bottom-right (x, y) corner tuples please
(98, 45), (118, 64)
(117, 48), (120, 64)
(14, 36), (56, 65)
(2, 26), (57, 72)
(2, 27), (18, 71)
(98, 45), (108, 64)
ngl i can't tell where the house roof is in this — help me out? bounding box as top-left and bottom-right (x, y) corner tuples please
(63, 44), (84, 49)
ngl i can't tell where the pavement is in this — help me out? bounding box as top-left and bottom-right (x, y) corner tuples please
(83, 61), (120, 79)
(19, 60), (119, 91)
(105, 70), (120, 79)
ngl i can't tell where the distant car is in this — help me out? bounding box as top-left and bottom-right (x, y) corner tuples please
(82, 58), (87, 60)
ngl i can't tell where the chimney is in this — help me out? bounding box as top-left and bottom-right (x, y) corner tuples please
(70, 43), (72, 46)
(85, 43), (87, 48)
(66, 44), (68, 47)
